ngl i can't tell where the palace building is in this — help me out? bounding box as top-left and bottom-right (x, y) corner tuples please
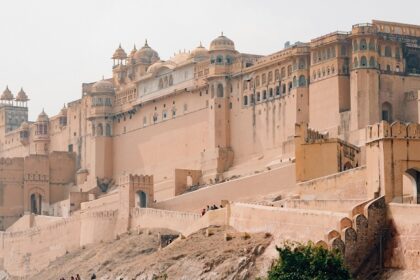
(1, 20), (420, 277)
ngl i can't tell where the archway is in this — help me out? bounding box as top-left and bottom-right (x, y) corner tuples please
(381, 102), (393, 122)
(403, 168), (420, 204)
(137, 191), (147, 208)
(30, 193), (42, 214)
(216, 84), (224, 98)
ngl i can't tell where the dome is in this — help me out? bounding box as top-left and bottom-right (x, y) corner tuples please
(91, 79), (114, 94)
(147, 60), (165, 73)
(209, 33), (235, 51)
(15, 87), (29, 102)
(20, 121), (29, 130)
(37, 109), (49, 122)
(169, 52), (190, 65)
(112, 44), (127, 60)
(133, 40), (160, 64)
(129, 44), (137, 58)
(190, 42), (209, 61)
(1, 86), (13, 101)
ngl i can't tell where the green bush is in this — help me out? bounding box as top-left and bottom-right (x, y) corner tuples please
(267, 242), (351, 280)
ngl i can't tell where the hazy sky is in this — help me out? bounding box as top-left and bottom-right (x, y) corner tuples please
(0, 0), (418, 119)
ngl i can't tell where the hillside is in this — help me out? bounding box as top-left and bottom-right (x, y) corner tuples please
(22, 226), (273, 280)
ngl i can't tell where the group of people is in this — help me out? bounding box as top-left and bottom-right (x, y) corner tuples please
(59, 273), (96, 280)
(201, 204), (223, 216)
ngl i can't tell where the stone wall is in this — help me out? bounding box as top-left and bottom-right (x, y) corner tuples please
(385, 203), (420, 270)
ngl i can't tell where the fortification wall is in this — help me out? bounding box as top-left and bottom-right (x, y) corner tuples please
(155, 163), (296, 212)
(385, 203), (420, 270)
(297, 166), (367, 199)
(0, 214), (81, 277)
(281, 199), (365, 212)
(80, 209), (119, 246)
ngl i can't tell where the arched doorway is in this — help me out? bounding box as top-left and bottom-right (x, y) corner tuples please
(381, 102), (393, 122)
(403, 168), (420, 204)
(30, 193), (42, 214)
(137, 191), (147, 208)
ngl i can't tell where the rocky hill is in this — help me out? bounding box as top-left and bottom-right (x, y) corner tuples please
(21, 226), (273, 280)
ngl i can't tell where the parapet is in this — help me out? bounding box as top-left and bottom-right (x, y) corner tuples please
(118, 174), (153, 186)
(295, 123), (328, 144)
(366, 121), (420, 143)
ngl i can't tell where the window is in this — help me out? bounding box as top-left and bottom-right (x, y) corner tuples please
(68, 144), (73, 152)
(162, 110), (167, 120)
(281, 67), (286, 78)
(269, 88), (273, 97)
(243, 95), (248, 106)
(385, 46), (392, 57)
(369, 40), (375, 50)
(268, 71), (273, 83)
(276, 86), (280, 96)
(282, 84), (286, 94)
(386, 65), (391, 71)
(287, 65), (292, 76)
(226, 56), (233, 64)
(381, 102), (392, 122)
(288, 82), (292, 92)
(353, 57), (359, 68)
(97, 123), (103, 136)
(395, 47), (400, 59)
(369, 57), (375, 67)
(172, 108), (177, 117)
(105, 124), (111, 136)
(216, 55), (223, 64)
(298, 75), (306, 87)
(299, 58), (305, 69)
(262, 73), (267, 85)
(153, 113), (158, 123)
(263, 90), (267, 100)
(353, 40), (358, 51)
(217, 84), (224, 98)
(360, 39), (367, 50)
(293, 76), (297, 87)
(256, 76), (260, 87)
(143, 116), (147, 126)
(168, 75), (173, 86)
(243, 80), (248, 90)
(275, 69), (280, 80)
(341, 45), (346, 56)
(256, 92), (261, 102)
(360, 56), (367, 67)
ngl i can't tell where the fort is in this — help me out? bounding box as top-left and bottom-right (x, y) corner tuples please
(0, 19), (420, 278)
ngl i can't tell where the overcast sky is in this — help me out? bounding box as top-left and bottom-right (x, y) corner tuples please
(0, 0), (418, 119)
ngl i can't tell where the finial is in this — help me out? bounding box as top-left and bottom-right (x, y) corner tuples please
(199, 41), (203, 47)
(119, 43), (122, 48)
(221, 31), (224, 36)
(145, 39), (148, 46)
(133, 43), (137, 50)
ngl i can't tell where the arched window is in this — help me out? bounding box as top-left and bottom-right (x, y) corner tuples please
(210, 55), (215, 64)
(381, 102), (392, 122)
(262, 73), (267, 85)
(385, 46), (392, 57)
(243, 95), (248, 106)
(360, 39), (367, 50)
(163, 76), (168, 87)
(262, 90), (267, 100)
(396, 65), (400, 72)
(97, 123), (103, 136)
(268, 71), (273, 83)
(168, 75), (173, 86)
(226, 55), (233, 64)
(269, 88), (273, 97)
(298, 75), (306, 87)
(312, 53), (317, 64)
(293, 76), (297, 87)
(360, 56), (367, 67)
(369, 57), (375, 67)
(137, 191), (147, 208)
(387, 65), (391, 72)
(210, 84), (215, 98)
(281, 67), (286, 78)
(326, 48), (331, 59)
(353, 40), (358, 51)
(299, 58), (305, 69)
(369, 40), (375, 50)
(162, 110), (167, 120)
(282, 84), (286, 94)
(317, 69), (321, 78)
(287, 65), (292, 76)
(172, 107), (177, 117)
(331, 47), (336, 57)
(276, 86), (280, 96)
(105, 124), (111, 136)
(217, 84), (224, 98)
(256, 92), (261, 102)
(153, 113), (158, 123)
(216, 55), (223, 64)
(353, 57), (359, 68)
(158, 78), (163, 89)
(288, 81), (292, 92)
(275, 69), (280, 80)
(255, 76), (260, 87)
(327, 67), (330, 75)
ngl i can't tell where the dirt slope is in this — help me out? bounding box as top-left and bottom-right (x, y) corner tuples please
(24, 226), (272, 280)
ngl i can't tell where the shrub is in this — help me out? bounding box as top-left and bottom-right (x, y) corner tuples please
(267, 242), (351, 280)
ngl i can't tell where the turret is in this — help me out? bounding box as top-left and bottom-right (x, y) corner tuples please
(33, 109), (50, 155)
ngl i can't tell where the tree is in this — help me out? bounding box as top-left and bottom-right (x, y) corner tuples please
(267, 242), (351, 280)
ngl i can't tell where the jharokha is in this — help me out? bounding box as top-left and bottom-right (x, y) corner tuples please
(0, 20), (420, 277)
